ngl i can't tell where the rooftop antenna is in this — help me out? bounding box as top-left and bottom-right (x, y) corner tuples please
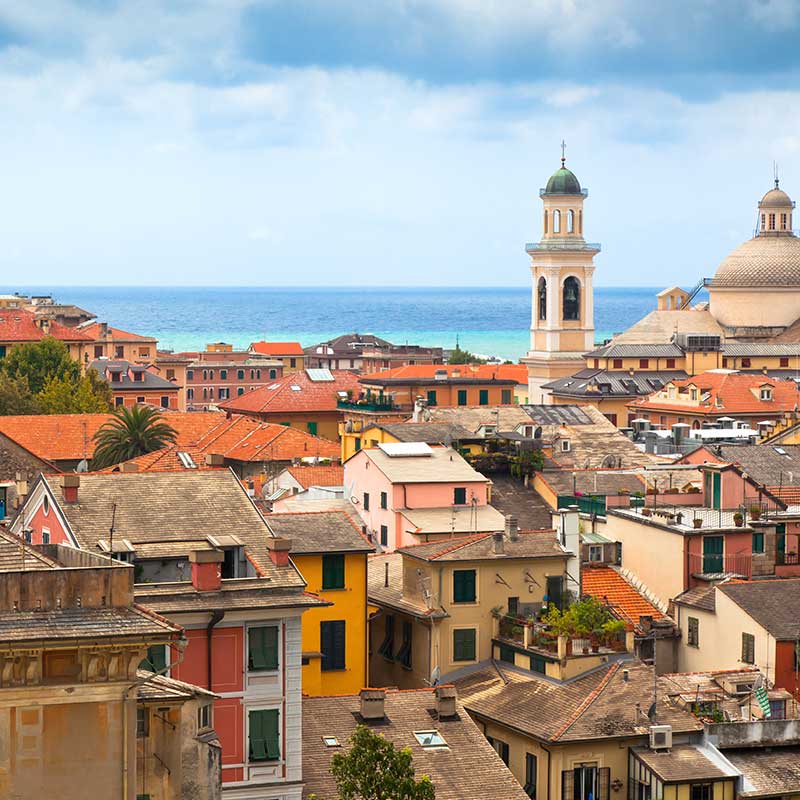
(561, 139), (567, 167)
(109, 501), (117, 559)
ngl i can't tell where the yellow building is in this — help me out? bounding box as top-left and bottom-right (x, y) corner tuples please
(368, 518), (569, 689)
(267, 510), (374, 695)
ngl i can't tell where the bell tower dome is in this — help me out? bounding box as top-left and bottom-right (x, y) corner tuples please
(523, 146), (601, 403)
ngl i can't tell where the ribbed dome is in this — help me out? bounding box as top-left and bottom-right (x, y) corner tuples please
(544, 166), (582, 196)
(760, 187), (794, 208)
(712, 235), (800, 287)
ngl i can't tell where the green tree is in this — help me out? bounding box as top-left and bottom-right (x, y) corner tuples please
(2, 337), (80, 395)
(324, 725), (435, 800)
(91, 405), (178, 468)
(0, 374), (40, 415)
(38, 372), (112, 414)
(448, 345), (485, 365)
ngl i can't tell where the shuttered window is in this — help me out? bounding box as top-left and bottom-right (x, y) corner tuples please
(380, 491), (388, 509)
(457, 390), (468, 406)
(479, 389), (489, 405)
(453, 629), (476, 662)
(249, 708), (280, 761)
(687, 617), (699, 647)
(322, 554), (345, 589)
(321, 620), (346, 671)
(380, 525), (388, 546)
(742, 632), (755, 664)
(396, 620), (412, 669)
(525, 753), (537, 798)
(453, 569), (476, 603)
(379, 615), (394, 659)
(139, 645), (167, 673)
(248, 626), (279, 671)
(501, 389), (512, 404)
(453, 487), (467, 505)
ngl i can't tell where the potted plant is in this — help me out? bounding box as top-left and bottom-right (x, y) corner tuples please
(601, 619), (626, 647)
(676, 512), (684, 525)
(693, 518), (703, 529)
(733, 512), (744, 527)
(749, 505), (762, 521)
(641, 508), (652, 517)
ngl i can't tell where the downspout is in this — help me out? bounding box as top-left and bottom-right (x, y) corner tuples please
(541, 742), (552, 800)
(122, 634), (188, 800)
(207, 609), (225, 690)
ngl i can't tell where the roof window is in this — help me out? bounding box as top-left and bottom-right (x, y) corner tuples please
(322, 736), (340, 747)
(413, 730), (447, 748)
(177, 451), (197, 469)
(290, 385), (302, 391)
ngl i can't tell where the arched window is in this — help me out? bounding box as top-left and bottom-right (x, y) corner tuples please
(567, 209), (575, 233)
(543, 210), (548, 234)
(781, 213), (788, 231)
(563, 277), (580, 321)
(761, 213), (766, 231)
(553, 209), (561, 233)
(538, 277), (547, 321)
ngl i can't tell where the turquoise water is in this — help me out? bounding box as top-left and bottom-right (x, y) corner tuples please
(4, 286), (696, 362)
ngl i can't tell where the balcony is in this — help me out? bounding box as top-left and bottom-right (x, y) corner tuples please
(336, 399), (397, 413)
(688, 552), (752, 579)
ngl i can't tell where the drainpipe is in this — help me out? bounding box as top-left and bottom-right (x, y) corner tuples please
(122, 634), (188, 800)
(207, 609), (225, 690)
(541, 742), (552, 800)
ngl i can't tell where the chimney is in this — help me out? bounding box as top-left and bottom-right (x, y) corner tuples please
(492, 530), (504, 555)
(435, 685), (458, 719)
(504, 514), (519, 542)
(359, 688), (386, 720)
(205, 453), (225, 467)
(61, 474), (80, 504)
(100, 322), (108, 338)
(189, 549), (224, 592)
(412, 396), (429, 423)
(15, 471), (28, 505)
(628, 366), (635, 377)
(121, 462), (139, 473)
(267, 536), (292, 567)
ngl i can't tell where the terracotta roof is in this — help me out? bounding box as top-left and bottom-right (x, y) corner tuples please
(0, 308), (91, 342)
(218, 369), (361, 415)
(249, 341), (305, 356)
(633, 744), (732, 782)
(284, 464), (344, 489)
(398, 529), (566, 562)
(581, 565), (666, 628)
(673, 584), (717, 612)
(0, 411), (231, 463)
(726, 746), (800, 797)
(302, 689), (530, 800)
(40, 469), (306, 585)
(266, 511), (373, 555)
(718, 579), (800, 639)
(456, 660), (702, 743)
(360, 363), (525, 385)
(629, 371), (800, 416)
(80, 322), (155, 342)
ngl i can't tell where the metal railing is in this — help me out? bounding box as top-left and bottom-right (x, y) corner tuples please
(337, 399), (397, 412)
(688, 552), (752, 578)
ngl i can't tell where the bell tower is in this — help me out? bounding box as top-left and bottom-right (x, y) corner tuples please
(523, 146), (600, 403)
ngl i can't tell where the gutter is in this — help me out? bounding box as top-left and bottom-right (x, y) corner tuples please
(207, 609), (225, 691)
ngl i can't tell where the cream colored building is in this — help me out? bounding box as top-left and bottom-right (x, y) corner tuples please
(524, 154), (599, 404)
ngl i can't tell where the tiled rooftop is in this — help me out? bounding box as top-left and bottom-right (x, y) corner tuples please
(581, 565), (667, 628)
(266, 510), (373, 555)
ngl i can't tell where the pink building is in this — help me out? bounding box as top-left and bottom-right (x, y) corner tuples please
(343, 442), (504, 550)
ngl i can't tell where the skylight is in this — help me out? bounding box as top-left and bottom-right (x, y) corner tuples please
(413, 730), (447, 748)
(267, 383), (281, 390)
(177, 451), (197, 469)
(290, 385), (302, 391)
(322, 736), (340, 747)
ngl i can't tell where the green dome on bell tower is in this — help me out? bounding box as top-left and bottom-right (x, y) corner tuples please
(543, 164), (582, 196)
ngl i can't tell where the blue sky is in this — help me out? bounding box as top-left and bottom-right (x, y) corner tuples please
(2, 1), (800, 287)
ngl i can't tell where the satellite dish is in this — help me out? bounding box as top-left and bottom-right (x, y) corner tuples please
(430, 666), (441, 686)
(76, 459), (89, 473)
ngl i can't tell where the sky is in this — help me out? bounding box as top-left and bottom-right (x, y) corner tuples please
(3, 1), (800, 287)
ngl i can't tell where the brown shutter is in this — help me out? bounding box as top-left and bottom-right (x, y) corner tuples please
(598, 767), (611, 800)
(562, 770), (574, 800)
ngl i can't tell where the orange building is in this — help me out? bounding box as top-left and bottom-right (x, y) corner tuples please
(358, 363), (527, 409)
(0, 307), (91, 362)
(249, 341), (306, 372)
(79, 321), (157, 363)
(90, 359), (181, 410)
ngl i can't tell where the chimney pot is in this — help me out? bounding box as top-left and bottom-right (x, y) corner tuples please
(205, 453), (225, 467)
(504, 514), (519, 541)
(492, 530), (504, 555)
(60, 474), (80, 503)
(267, 536), (292, 566)
(435, 685), (458, 718)
(359, 688), (386, 720)
(121, 462), (139, 473)
(189, 549), (224, 592)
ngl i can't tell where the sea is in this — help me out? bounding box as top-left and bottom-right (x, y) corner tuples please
(2, 286), (709, 363)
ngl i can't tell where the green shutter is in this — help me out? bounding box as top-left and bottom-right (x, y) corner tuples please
(479, 389), (489, 405)
(307, 421), (318, 435)
(454, 487), (467, 505)
(249, 626), (279, 671)
(139, 645), (167, 672)
(427, 390), (437, 406)
(453, 569), (476, 603)
(249, 709), (280, 761)
(457, 390), (467, 406)
(380, 491), (387, 509)
(322, 554), (345, 589)
(453, 629), (475, 661)
(752, 532), (764, 553)
(321, 620), (346, 671)
(501, 389), (512, 404)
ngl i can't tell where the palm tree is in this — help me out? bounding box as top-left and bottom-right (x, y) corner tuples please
(92, 405), (178, 469)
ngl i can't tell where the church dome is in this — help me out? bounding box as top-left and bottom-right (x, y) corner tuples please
(544, 166), (582, 196)
(712, 235), (800, 287)
(760, 187), (794, 208)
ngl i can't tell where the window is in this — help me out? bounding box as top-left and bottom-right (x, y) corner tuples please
(197, 703), (212, 731)
(320, 620), (346, 671)
(187, 388), (194, 400)
(639, 359), (649, 369)
(220, 369), (227, 380)
(115, 396), (124, 407)
(690, 388), (698, 401)
(501, 389), (512, 404)
(781, 357), (790, 368)
(722, 358), (728, 368)
(760, 387), (772, 401)
(412, 730), (447, 749)
(363, 492), (370, 511)
(530, 653), (547, 674)
(166, 368), (175, 380)
(457, 389), (468, 406)
(781, 213), (788, 230)
(563, 277), (580, 320)
(546, 575), (564, 611)
(666, 358), (676, 369)
(613, 359), (622, 369)
(307, 421), (318, 435)
(741, 358), (751, 368)
(525, 753), (538, 799)
(769, 213), (776, 231)
(137, 708), (149, 738)
(687, 617), (699, 647)
(538, 277), (547, 321)
(322, 554), (345, 589)
(354, 437), (361, 452)
(553, 209), (561, 233)
(588, 545), (603, 562)
(136, 396), (145, 404)
(379, 615), (394, 659)
(237, 387), (244, 395)
(115, 345), (124, 358)
(187, 369), (194, 380)
(479, 389), (489, 405)
(752, 531), (765, 553)
(379, 491), (388, 510)
(41, 528), (50, 544)
(567, 208), (575, 233)
(397, 620), (412, 669)
(269, 369), (277, 379)
(248, 626), (279, 671)
(742, 632), (755, 664)
(487, 735), (509, 766)
(323, 735), (340, 747)
(453, 628), (476, 661)
(256, 369), (261, 379)
(139, 644), (167, 672)
(453, 487), (467, 505)
(561, 439), (571, 452)
(453, 569), (476, 603)
(761, 212), (766, 231)
(161, 395), (171, 408)
(249, 708), (280, 761)
(563, 765), (609, 800)
(499, 643), (515, 664)
(690, 785), (711, 800)
(426, 389), (437, 406)
(770, 699), (786, 719)
(290, 358), (297, 368)
(380, 525), (388, 547)
(237, 369), (244, 379)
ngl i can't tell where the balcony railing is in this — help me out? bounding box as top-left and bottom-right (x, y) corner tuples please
(777, 551), (800, 566)
(688, 552), (752, 578)
(494, 614), (627, 656)
(337, 399), (397, 412)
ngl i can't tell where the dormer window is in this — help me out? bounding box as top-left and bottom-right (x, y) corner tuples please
(133, 371), (143, 382)
(690, 388), (698, 401)
(760, 387), (773, 401)
(561, 439), (571, 452)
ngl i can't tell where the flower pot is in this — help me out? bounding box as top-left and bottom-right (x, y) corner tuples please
(693, 519), (703, 529)
(641, 509), (652, 517)
(582, 646), (589, 654)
